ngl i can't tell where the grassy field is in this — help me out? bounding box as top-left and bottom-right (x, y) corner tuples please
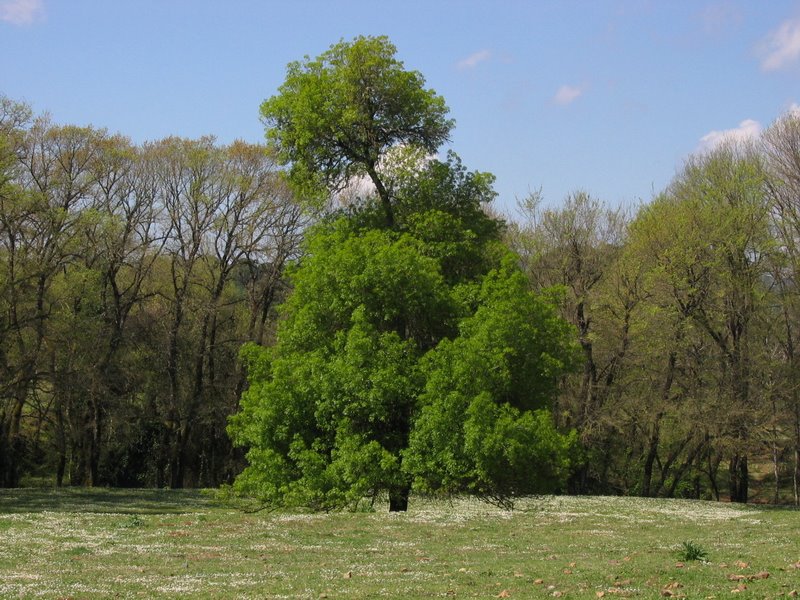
(0, 489), (798, 598)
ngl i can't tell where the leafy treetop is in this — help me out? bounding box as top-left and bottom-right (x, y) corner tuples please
(260, 35), (453, 227)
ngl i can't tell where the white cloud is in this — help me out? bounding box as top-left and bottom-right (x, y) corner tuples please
(0, 0), (44, 25)
(698, 119), (762, 152)
(457, 49), (491, 70)
(553, 84), (585, 106)
(758, 18), (800, 71)
(337, 145), (434, 207)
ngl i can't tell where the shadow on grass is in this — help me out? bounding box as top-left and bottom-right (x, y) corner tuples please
(0, 487), (216, 515)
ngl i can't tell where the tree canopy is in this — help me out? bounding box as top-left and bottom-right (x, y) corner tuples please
(260, 35), (453, 227)
(229, 210), (579, 510)
(230, 37), (579, 511)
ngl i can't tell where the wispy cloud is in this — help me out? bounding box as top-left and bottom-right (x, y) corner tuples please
(698, 119), (762, 152)
(553, 84), (585, 106)
(0, 0), (44, 25)
(758, 18), (800, 71)
(457, 49), (491, 70)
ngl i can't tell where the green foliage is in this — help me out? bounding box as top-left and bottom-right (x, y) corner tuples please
(230, 222), (449, 509)
(281, 221), (457, 351)
(622, 145), (773, 502)
(404, 258), (580, 504)
(261, 35), (453, 209)
(677, 540), (709, 562)
(393, 152), (505, 283)
(0, 102), (302, 489)
(231, 36), (578, 511)
(230, 210), (579, 509)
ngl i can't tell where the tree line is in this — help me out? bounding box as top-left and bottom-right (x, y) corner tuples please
(3, 34), (800, 507)
(508, 114), (800, 504)
(0, 96), (307, 488)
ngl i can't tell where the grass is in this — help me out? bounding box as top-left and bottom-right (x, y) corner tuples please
(1, 489), (799, 598)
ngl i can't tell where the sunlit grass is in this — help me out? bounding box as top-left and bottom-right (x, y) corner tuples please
(1, 489), (799, 598)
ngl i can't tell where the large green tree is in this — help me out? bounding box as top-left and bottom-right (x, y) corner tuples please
(229, 37), (578, 511)
(229, 205), (578, 511)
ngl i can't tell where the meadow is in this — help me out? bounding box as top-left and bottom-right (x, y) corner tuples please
(0, 489), (798, 598)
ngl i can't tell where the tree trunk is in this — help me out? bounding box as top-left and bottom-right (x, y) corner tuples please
(88, 398), (101, 486)
(794, 402), (800, 506)
(794, 446), (800, 507)
(55, 400), (67, 487)
(769, 389), (781, 504)
(641, 418), (661, 497)
(644, 346), (678, 497)
(706, 450), (722, 501)
(169, 425), (184, 489)
(665, 440), (704, 498)
(772, 440), (780, 504)
(365, 163), (394, 229)
(389, 484), (410, 512)
(0, 417), (10, 487)
(1, 388), (29, 487)
(729, 453), (748, 503)
(0, 424), (15, 488)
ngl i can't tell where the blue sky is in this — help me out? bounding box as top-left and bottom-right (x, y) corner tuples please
(2, 1), (799, 214)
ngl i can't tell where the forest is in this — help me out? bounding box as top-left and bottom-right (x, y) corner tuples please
(2, 36), (800, 508)
(0, 96), (307, 489)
